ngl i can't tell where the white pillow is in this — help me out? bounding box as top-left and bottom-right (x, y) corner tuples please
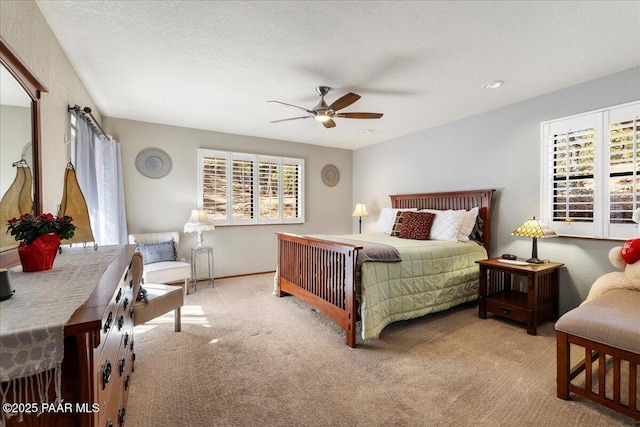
(377, 208), (417, 234)
(421, 209), (466, 241)
(457, 207), (479, 242)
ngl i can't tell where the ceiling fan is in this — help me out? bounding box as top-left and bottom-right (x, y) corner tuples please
(268, 86), (383, 129)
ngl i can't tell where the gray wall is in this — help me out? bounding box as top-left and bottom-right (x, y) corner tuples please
(353, 66), (640, 313)
(103, 117), (353, 277)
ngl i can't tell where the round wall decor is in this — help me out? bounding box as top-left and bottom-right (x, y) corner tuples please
(321, 164), (340, 187)
(135, 147), (172, 179)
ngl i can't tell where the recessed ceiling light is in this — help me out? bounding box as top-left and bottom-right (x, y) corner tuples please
(362, 129), (374, 134)
(483, 80), (504, 89)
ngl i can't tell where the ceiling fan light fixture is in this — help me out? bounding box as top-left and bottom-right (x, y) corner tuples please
(315, 113), (333, 122)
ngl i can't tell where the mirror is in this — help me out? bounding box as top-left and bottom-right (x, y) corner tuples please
(0, 38), (47, 267)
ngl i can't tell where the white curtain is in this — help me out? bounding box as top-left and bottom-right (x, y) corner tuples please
(71, 111), (127, 245)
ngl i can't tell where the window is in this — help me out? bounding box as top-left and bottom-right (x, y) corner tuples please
(541, 101), (639, 239)
(198, 149), (304, 225)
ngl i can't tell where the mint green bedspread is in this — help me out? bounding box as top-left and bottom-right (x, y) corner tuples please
(341, 234), (487, 340)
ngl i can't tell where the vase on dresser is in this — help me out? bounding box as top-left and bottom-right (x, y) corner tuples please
(18, 233), (61, 272)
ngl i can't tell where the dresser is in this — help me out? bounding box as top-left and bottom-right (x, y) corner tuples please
(1, 245), (136, 427)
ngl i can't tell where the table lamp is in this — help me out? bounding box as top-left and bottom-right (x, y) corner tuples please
(184, 209), (215, 247)
(352, 203), (369, 234)
(511, 216), (558, 264)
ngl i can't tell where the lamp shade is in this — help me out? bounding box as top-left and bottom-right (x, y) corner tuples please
(352, 203), (369, 217)
(184, 209), (215, 247)
(511, 217), (557, 239)
(511, 217), (557, 264)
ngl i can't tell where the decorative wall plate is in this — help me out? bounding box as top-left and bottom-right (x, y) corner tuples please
(321, 164), (340, 187)
(135, 147), (172, 179)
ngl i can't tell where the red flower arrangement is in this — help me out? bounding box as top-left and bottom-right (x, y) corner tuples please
(6, 213), (75, 245)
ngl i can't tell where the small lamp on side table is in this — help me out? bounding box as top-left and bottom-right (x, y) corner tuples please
(352, 203), (369, 234)
(184, 209), (215, 247)
(511, 216), (558, 264)
(184, 209), (215, 292)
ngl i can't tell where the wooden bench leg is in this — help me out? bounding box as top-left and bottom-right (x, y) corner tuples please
(174, 307), (182, 332)
(556, 330), (570, 399)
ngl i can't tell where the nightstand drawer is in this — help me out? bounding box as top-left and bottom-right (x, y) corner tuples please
(486, 293), (529, 323)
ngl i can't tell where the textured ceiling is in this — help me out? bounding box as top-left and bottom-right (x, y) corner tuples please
(35, 1), (640, 150)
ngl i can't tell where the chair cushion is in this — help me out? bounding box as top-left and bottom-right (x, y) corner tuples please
(555, 289), (640, 354)
(133, 283), (184, 326)
(143, 261), (190, 284)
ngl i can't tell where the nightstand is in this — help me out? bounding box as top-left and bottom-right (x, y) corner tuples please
(476, 258), (564, 335)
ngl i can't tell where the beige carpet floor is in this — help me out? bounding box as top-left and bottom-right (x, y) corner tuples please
(126, 273), (637, 427)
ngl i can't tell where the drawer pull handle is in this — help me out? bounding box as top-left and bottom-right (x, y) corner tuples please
(130, 339), (134, 351)
(117, 315), (125, 331)
(500, 306), (512, 315)
(103, 312), (113, 333)
(119, 357), (126, 376)
(123, 296), (129, 309)
(129, 279), (133, 289)
(124, 374), (131, 390)
(124, 332), (129, 348)
(106, 420), (113, 427)
(102, 360), (112, 389)
(118, 407), (126, 425)
(115, 288), (122, 303)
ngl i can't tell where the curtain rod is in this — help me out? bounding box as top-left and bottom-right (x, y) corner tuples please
(68, 104), (107, 138)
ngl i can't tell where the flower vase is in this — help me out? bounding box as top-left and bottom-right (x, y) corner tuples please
(18, 233), (61, 272)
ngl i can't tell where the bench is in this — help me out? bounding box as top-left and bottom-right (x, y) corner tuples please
(556, 289), (640, 420)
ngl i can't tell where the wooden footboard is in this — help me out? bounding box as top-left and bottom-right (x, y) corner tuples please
(276, 233), (362, 347)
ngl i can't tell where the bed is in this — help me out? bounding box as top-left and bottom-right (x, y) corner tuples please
(275, 189), (495, 347)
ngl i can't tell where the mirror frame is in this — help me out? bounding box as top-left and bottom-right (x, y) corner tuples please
(0, 37), (48, 267)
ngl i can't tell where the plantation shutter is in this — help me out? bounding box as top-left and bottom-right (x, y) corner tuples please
(201, 155), (227, 220)
(542, 114), (599, 237)
(258, 157), (279, 222)
(282, 159), (304, 222)
(607, 103), (640, 238)
(541, 100), (639, 239)
(232, 155), (254, 222)
(197, 149), (304, 225)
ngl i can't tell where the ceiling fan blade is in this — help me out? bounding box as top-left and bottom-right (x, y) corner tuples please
(270, 116), (311, 123)
(322, 119), (336, 129)
(267, 100), (313, 114)
(335, 112), (383, 119)
(329, 92), (361, 111)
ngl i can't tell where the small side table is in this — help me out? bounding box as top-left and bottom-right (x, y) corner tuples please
(477, 258), (564, 335)
(190, 245), (214, 292)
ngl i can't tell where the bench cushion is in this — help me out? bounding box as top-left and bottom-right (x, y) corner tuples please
(555, 289), (640, 354)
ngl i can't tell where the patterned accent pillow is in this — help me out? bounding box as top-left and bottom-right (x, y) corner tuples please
(390, 211), (409, 237)
(135, 240), (177, 265)
(398, 211), (436, 240)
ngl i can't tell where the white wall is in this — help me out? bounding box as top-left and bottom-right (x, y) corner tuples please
(1, 0), (102, 213)
(353, 66), (640, 313)
(103, 117), (353, 277)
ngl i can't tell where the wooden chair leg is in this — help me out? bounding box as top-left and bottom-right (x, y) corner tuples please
(556, 330), (570, 399)
(175, 307), (182, 332)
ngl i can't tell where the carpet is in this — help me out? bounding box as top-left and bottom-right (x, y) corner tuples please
(126, 273), (637, 426)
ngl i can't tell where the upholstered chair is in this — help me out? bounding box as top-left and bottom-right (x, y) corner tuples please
(130, 249), (184, 332)
(128, 231), (191, 294)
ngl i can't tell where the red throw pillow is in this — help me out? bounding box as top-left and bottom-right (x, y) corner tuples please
(398, 211), (436, 240)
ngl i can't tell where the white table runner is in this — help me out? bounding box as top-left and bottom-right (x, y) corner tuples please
(0, 245), (125, 423)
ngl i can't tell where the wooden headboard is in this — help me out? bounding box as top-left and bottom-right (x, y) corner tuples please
(390, 189), (495, 254)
